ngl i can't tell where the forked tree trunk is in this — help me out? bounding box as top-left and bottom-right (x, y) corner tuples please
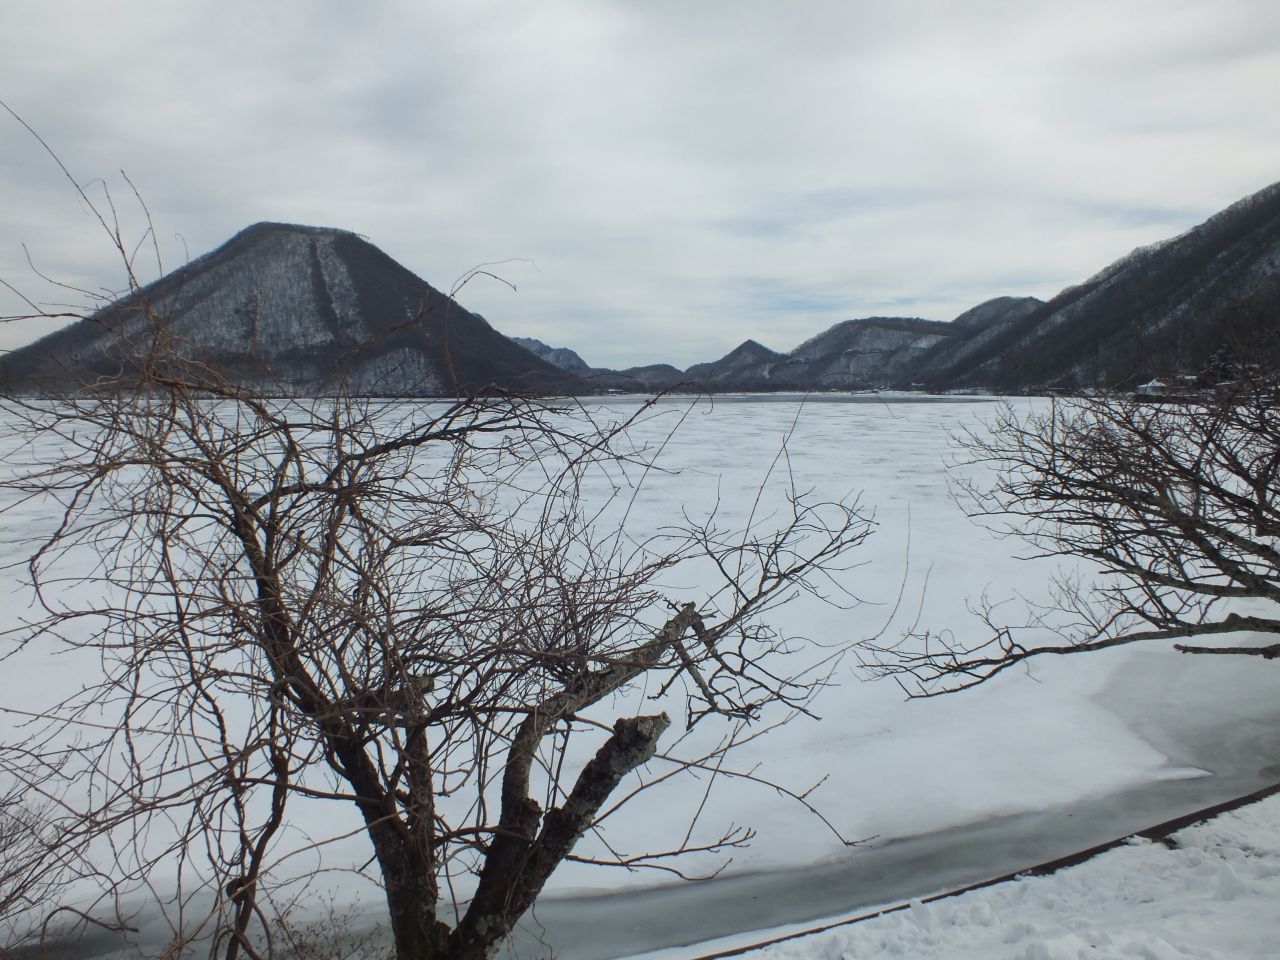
(380, 713), (670, 960)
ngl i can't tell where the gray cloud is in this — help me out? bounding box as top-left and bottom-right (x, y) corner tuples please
(3, 0), (1280, 368)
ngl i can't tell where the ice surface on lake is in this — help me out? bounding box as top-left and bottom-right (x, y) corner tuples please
(527, 395), (1207, 888)
(0, 396), (1262, 910)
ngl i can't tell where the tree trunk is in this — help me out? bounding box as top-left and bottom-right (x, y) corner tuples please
(446, 713), (670, 960)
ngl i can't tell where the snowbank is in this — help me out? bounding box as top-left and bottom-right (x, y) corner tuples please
(650, 791), (1280, 960)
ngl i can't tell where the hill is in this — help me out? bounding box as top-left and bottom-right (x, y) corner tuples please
(2, 223), (579, 397)
(906, 180), (1280, 391)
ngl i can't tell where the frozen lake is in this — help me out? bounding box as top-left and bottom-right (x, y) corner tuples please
(4, 394), (1279, 959)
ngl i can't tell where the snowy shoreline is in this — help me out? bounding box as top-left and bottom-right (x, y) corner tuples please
(620, 789), (1280, 960)
(616, 783), (1280, 960)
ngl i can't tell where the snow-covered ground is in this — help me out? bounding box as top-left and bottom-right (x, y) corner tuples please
(624, 790), (1280, 960)
(3, 395), (1279, 959)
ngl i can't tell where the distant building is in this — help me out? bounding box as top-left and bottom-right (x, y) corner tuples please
(1137, 375), (1199, 398)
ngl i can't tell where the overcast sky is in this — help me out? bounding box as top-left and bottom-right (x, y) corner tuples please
(3, 0), (1280, 368)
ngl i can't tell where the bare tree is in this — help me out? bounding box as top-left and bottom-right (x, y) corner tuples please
(0, 779), (65, 950)
(0, 182), (872, 960)
(872, 376), (1280, 695)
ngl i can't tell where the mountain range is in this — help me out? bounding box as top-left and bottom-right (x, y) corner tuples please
(554, 179), (1280, 393)
(5, 179), (1280, 397)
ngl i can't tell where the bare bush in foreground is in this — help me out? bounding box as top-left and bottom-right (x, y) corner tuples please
(0, 783), (64, 949)
(871, 377), (1280, 695)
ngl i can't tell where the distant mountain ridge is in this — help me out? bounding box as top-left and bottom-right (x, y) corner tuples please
(548, 305), (1043, 393)
(509, 337), (591, 373)
(534, 179), (1280, 393)
(7, 179), (1279, 397)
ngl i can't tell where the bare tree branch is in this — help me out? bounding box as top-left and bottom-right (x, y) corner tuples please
(865, 363), (1280, 695)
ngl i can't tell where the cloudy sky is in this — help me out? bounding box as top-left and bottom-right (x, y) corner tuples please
(3, 0), (1280, 368)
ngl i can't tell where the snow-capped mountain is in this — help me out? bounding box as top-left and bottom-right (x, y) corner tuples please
(1, 222), (578, 396)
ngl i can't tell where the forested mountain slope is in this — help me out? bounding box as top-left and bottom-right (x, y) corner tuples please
(905, 180), (1280, 390)
(569, 179), (1280, 393)
(2, 222), (577, 396)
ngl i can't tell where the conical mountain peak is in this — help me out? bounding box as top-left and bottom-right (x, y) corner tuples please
(3, 225), (577, 397)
